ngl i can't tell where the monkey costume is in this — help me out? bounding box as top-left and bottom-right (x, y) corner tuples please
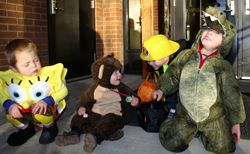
(56, 54), (139, 152)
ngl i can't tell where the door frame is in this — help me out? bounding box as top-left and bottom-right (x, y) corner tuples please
(47, 0), (96, 80)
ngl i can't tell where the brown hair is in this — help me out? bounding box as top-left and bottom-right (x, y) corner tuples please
(5, 39), (38, 66)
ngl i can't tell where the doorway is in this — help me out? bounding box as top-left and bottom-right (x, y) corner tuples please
(170, 0), (250, 79)
(123, 0), (142, 74)
(48, 0), (96, 80)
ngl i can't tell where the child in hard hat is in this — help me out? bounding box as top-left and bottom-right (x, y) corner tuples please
(140, 34), (180, 75)
(137, 35), (180, 132)
(153, 6), (245, 153)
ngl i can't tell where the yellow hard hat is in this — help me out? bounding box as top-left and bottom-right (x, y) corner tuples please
(140, 34), (180, 61)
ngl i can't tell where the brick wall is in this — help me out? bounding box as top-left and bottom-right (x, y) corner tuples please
(0, 0), (48, 71)
(153, 0), (159, 33)
(95, 0), (124, 64)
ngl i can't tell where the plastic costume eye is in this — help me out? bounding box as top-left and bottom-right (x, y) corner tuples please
(29, 81), (51, 100)
(7, 84), (27, 103)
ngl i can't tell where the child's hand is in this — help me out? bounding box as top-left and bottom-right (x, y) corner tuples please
(8, 104), (23, 119)
(130, 96), (139, 106)
(77, 107), (86, 116)
(152, 89), (164, 101)
(31, 100), (48, 115)
(232, 124), (241, 144)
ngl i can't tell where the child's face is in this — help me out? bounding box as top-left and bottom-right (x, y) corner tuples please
(201, 28), (223, 51)
(110, 70), (122, 86)
(148, 56), (170, 70)
(14, 49), (41, 76)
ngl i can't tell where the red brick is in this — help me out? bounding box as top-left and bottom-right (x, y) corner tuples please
(34, 32), (47, 38)
(17, 5), (33, 12)
(0, 10), (7, 16)
(17, 31), (34, 38)
(0, 59), (8, 65)
(0, 25), (7, 30)
(0, 3), (16, 10)
(7, 11), (24, 18)
(0, 0), (48, 71)
(0, 32), (17, 38)
(40, 2), (46, 8)
(26, 26), (40, 31)
(25, 0), (40, 7)
(24, 13), (40, 19)
(7, 0), (24, 5)
(33, 7), (46, 14)
(0, 39), (9, 44)
(8, 25), (24, 31)
(17, 18), (33, 25)
(34, 20), (47, 26)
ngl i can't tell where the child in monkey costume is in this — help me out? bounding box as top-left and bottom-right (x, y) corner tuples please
(55, 54), (140, 153)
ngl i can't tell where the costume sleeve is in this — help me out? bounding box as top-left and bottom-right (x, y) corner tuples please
(221, 62), (246, 125)
(50, 82), (68, 103)
(77, 83), (97, 110)
(118, 82), (140, 108)
(157, 49), (191, 95)
(118, 82), (137, 96)
(48, 64), (68, 104)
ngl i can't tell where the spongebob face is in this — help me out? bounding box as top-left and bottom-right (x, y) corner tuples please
(0, 63), (67, 111)
(5, 76), (51, 109)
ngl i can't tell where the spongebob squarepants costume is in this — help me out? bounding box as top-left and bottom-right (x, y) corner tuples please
(157, 7), (246, 153)
(0, 63), (67, 128)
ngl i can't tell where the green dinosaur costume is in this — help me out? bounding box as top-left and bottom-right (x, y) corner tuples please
(157, 7), (246, 153)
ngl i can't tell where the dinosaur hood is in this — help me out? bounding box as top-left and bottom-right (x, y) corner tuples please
(191, 6), (236, 57)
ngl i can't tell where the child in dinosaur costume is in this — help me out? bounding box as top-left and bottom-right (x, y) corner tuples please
(153, 6), (246, 153)
(55, 54), (140, 153)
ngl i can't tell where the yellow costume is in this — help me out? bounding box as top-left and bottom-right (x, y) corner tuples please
(0, 63), (67, 127)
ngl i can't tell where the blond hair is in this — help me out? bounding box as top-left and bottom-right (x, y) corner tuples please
(5, 39), (38, 66)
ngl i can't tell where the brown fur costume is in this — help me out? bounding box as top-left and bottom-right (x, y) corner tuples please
(70, 54), (138, 143)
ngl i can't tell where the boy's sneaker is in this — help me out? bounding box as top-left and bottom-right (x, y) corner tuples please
(39, 123), (58, 144)
(83, 133), (97, 153)
(7, 123), (36, 146)
(55, 131), (80, 146)
(108, 129), (124, 141)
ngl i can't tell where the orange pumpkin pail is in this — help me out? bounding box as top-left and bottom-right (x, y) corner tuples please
(137, 73), (157, 103)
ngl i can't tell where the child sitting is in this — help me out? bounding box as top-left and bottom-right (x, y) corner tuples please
(55, 54), (140, 153)
(0, 39), (68, 146)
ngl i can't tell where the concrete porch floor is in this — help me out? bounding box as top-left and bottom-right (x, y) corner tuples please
(0, 74), (249, 154)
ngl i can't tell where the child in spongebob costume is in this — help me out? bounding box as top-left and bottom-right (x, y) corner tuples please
(0, 39), (68, 146)
(55, 54), (140, 153)
(153, 7), (246, 153)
